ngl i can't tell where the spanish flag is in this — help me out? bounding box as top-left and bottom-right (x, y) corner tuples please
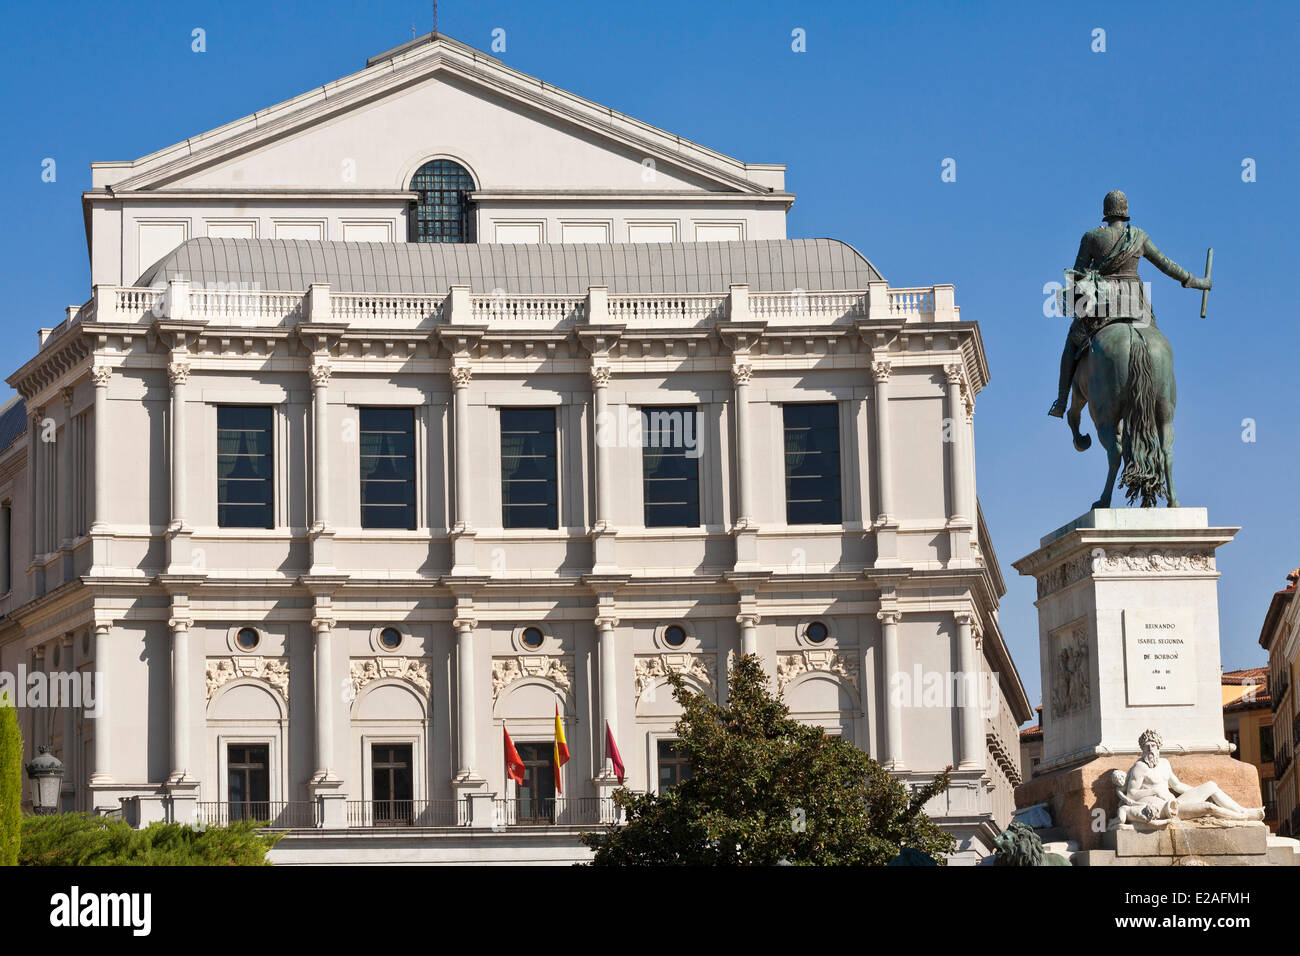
(553, 704), (570, 792)
(504, 725), (525, 786)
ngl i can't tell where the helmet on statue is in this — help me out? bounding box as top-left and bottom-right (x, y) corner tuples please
(1103, 190), (1130, 222)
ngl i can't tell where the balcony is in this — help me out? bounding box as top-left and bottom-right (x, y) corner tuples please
(345, 799), (467, 828)
(492, 795), (620, 827)
(64, 280), (960, 337)
(196, 800), (319, 829)
(184, 796), (622, 830)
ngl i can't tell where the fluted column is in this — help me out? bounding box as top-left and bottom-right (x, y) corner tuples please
(596, 614), (619, 778)
(453, 616), (481, 782)
(168, 361), (190, 529)
(732, 362), (754, 527)
(310, 363), (331, 530)
(89, 622), (112, 787)
(60, 634), (75, 804)
(451, 366), (472, 530)
(944, 364), (970, 524)
(29, 410), (43, 559)
(90, 367), (111, 531)
(58, 387), (73, 550)
(311, 616), (339, 782)
(877, 610), (904, 770)
(591, 365), (614, 525)
(167, 615), (194, 784)
(954, 611), (984, 771)
(871, 361), (894, 523)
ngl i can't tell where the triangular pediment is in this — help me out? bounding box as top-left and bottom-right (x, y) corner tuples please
(101, 34), (779, 196)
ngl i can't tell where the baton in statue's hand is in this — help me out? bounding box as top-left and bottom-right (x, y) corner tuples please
(1200, 248), (1213, 318)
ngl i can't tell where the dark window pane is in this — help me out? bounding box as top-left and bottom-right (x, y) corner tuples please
(501, 408), (557, 529)
(410, 160), (476, 243)
(641, 407), (700, 528)
(783, 403), (841, 525)
(658, 740), (692, 790)
(218, 407), (273, 528)
(361, 407), (415, 530)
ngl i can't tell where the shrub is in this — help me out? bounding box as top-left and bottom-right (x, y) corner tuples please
(19, 814), (283, 866)
(0, 692), (22, 866)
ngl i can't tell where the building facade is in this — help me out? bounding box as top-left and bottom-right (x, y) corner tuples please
(0, 34), (1031, 864)
(1222, 667), (1275, 830)
(1260, 570), (1299, 837)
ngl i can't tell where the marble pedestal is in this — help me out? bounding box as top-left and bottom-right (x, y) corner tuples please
(1012, 508), (1237, 774)
(1076, 820), (1300, 866)
(1016, 753), (1262, 852)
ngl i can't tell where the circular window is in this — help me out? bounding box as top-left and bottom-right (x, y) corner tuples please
(378, 627), (403, 651)
(806, 621), (829, 644)
(521, 627), (545, 649)
(664, 624), (687, 647)
(235, 627), (261, 652)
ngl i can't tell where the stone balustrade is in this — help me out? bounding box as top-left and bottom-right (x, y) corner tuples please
(46, 279), (959, 341)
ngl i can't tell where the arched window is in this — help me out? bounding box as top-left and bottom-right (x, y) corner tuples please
(409, 159), (476, 243)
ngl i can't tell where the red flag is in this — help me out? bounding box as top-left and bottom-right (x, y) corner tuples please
(605, 720), (625, 784)
(504, 724), (525, 786)
(553, 704), (570, 792)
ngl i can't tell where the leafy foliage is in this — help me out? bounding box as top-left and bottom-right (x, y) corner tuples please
(582, 655), (956, 865)
(19, 814), (283, 866)
(0, 693), (20, 866)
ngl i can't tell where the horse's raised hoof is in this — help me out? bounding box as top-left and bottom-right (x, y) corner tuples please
(1073, 433), (1091, 452)
(1047, 399), (1066, 418)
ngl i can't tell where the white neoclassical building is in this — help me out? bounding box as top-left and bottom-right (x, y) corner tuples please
(0, 33), (1031, 864)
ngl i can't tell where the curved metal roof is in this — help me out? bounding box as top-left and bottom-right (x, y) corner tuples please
(136, 237), (884, 295)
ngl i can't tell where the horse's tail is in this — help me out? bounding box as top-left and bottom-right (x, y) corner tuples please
(1119, 327), (1165, 505)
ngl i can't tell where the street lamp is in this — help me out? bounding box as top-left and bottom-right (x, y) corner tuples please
(25, 746), (64, 815)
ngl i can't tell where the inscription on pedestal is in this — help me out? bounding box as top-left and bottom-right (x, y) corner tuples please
(1123, 608), (1196, 706)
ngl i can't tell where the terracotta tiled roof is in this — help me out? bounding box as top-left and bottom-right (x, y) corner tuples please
(1223, 667), (1269, 685)
(1020, 705), (1043, 741)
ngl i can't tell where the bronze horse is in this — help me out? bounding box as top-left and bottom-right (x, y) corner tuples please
(1066, 318), (1178, 509)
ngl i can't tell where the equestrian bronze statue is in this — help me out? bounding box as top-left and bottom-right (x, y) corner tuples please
(1049, 190), (1212, 509)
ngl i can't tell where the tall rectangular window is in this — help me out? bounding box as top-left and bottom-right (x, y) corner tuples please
(641, 407), (700, 528)
(217, 406), (273, 528)
(783, 403), (841, 525)
(227, 744), (270, 822)
(658, 740), (692, 791)
(360, 407), (416, 530)
(500, 408), (558, 529)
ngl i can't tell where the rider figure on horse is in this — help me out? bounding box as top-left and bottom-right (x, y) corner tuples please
(1048, 190), (1212, 418)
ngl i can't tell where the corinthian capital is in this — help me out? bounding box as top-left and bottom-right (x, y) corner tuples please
(731, 363), (753, 387)
(167, 361), (191, 387)
(871, 361), (892, 383)
(590, 365), (612, 389)
(450, 365), (473, 389)
(943, 363), (964, 386)
(309, 364), (332, 388)
(90, 365), (112, 388)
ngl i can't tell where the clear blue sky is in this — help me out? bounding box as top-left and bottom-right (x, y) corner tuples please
(1, 1), (1296, 718)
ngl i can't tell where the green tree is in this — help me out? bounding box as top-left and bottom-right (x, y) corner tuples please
(582, 655), (956, 865)
(0, 692), (22, 866)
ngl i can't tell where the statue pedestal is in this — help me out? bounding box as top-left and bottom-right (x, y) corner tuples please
(1076, 819), (1300, 866)
(1012, 508), (1237, 774)
(1015, 753), (1263, 852)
